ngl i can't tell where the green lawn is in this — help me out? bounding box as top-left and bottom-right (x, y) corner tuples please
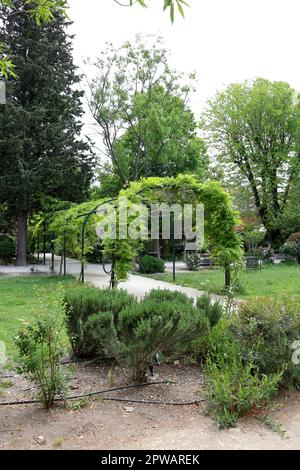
(0, 275), (73, 358)
(147, 263), (300, 298)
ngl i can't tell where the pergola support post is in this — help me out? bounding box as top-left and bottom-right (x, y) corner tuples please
(63, 231), (67, 276)
(225, 267), (231, 290)
(43, 219), (46, 265)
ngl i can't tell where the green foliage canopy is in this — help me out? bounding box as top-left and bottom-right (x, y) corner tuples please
(202, 78), (300, 246)
(89, 36), (207, 187)
(46, 175), (243, 285)
(0, 0), (68, 77)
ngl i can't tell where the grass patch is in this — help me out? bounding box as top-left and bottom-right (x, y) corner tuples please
(0, 275), (74, 358)
(146, 264), (300, 298)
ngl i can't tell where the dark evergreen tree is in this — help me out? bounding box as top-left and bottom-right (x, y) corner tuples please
(0, 1), (94, 265)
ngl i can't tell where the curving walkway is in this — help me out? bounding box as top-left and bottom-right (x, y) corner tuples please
(57, 256), (223, 302)
(1, 255), (223, 302)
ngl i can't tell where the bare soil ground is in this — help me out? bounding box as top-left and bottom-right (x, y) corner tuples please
(1, 362), (300, 450)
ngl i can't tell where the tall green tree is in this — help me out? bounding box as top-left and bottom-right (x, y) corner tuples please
(114, 85), (207, 182)
(202, 78), (300, 246)
(0, 0), (68, 76)
(280, 175), (300, 239)
(89, 36), (207, 189)
(0, 1), (94, 265)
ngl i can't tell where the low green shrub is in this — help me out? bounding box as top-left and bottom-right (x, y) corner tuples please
(64, 286), (135, 357)
(204, 339), (282, 429)
(180, 295), (223, 362)
(281, 232), (300, 264)
(64, 285), (209, 381)
(230, 296), (300, 388)
(84, 311), (119, 358)
(117, 299), (209, 381)
(139, 255), (165, 274)
(196, 294), (223, 328)
(15, 288), (67, 410)
(185, 253), (200, 271)
(0, 234), (16, 264)
(145, 289), (193, 305)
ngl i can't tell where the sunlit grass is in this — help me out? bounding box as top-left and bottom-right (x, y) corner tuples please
(0, 275), (74, 358)
(146, 263), (300, 298)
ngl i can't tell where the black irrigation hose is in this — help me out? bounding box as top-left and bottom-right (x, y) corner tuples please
(101, 397), (206, 406)
(60, 357), (114, 365)
(0, 397), (40, 406)
(60, 358), (93, 364)
(0, 380), (192, 407)
(66, 380), (175, 400)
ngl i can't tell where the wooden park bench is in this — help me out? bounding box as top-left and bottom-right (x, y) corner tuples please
(199, 254), (213, 268)
(245, 256), (262, 271)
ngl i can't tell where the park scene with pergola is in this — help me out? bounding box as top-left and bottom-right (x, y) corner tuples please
(1, 0), (300, 453)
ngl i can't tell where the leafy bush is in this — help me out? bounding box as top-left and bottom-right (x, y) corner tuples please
(242, 228), (265, 256)
(64, 285), (209, 381)
(185, 253), (200, 271)
(15, 287), (67, 410)
(0, 234), (16, 264)
(230, 296), (300, 388)
(260, 246), (275, 263)
(204, 340), (282, 429)
(145, 288), (193, 305)
(64, 286), (135, 356)
(281, 232), (300, 264)
(179, 295), (223, 362)
(196, 294), (223, 328)
(139, 255), (165, 274)
(203, 297), (300, 428)
(287, 232), (300, 242)
(117, 299), (209, 381)
(83, 311), (119, 358)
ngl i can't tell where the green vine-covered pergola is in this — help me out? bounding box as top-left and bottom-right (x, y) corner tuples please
(32, 175), (243, 288)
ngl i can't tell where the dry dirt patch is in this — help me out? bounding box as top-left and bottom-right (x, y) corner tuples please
(0, 363), (300, 450)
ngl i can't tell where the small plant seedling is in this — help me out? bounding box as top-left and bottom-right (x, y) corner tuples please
(2, 362), (15, 371)
(259, 415), (289, 439)
(107, 369), (115, 386)
(66, 364), (76, 376)
(53, 435), (64, 448)
(0, 379), (13, 388)
(66, 397), (88, 411)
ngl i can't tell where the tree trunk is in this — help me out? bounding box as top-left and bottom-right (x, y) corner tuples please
(16, 212), (28, 266)
(225, 268), (231, 290)
(153, 239), (161, 259)
(264, 226), (282, 249)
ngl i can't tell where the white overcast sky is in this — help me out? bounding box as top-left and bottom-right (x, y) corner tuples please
(68, 0), (300, 136)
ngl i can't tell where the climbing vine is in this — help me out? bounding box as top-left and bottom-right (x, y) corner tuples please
(31, 175), (243, 286)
